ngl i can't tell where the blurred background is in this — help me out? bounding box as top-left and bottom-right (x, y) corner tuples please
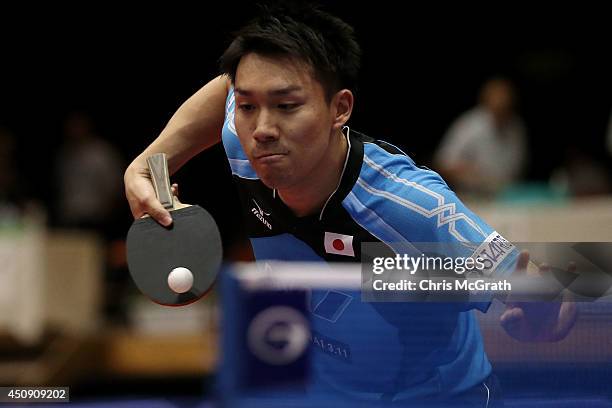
(0, 1), (611, 405)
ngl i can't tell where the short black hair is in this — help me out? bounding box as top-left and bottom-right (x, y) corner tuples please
(219, 4), (361, 101)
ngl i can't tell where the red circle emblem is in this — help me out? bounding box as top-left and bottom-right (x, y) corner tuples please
(332, 239), (345, 251)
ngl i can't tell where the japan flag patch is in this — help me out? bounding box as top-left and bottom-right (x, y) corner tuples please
(324, 232), (355, 257)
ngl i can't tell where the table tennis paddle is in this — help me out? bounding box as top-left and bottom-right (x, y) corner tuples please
(126, 153), (222, 306)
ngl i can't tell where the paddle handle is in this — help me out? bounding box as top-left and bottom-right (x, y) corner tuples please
(147, 153), (174, 210)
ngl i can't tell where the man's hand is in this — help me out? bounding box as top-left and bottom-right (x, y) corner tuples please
(124, 163), (180, 227)
(500, 251), (578, 342)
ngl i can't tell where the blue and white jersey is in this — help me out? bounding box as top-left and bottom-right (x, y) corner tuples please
(221, 88), (518, 401)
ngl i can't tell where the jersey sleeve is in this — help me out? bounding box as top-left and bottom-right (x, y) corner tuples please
(352, 143), (519, 311)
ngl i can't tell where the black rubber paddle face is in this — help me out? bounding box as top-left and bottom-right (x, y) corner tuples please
(126, 205), (222, 306)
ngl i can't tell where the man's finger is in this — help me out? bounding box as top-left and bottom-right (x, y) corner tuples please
(556, 301), (578, 340)
(127, 197), (145, 219)
(500, 307), (524, 327)
(515, 250), (530, 274)
(142, 198), (173, 227)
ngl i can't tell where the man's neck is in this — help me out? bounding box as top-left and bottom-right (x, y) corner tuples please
(277, 128), (349, 217)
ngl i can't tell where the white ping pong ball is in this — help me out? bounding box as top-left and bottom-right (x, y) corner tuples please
(168, 267), (194, 294)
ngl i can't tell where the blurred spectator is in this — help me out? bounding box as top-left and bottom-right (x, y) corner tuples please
(54, 113), (129, 322)
(54, 112), (124, 234)
(434, 78), (527, 197)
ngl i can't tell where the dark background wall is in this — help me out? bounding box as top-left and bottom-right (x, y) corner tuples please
(1, 2), (610, 244)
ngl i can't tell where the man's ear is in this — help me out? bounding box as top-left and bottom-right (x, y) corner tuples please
(331, 89), (354, 130)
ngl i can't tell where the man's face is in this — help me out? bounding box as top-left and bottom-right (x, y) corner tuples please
(234, 53), (337, 190)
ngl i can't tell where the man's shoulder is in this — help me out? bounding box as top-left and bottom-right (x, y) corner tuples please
(349, 133), (454, 226)
(357, 134), (448, 195)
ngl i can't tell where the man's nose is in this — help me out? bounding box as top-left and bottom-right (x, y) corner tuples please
(252, 110), (279, 143)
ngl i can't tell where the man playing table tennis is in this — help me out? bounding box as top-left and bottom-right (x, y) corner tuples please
(124, 5), (576, 406)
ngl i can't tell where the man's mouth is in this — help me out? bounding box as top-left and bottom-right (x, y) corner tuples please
(254, 152), (288, 160)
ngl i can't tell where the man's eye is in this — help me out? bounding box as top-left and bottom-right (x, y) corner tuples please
(238, 104), (255, 112)
(278, 103), (299, 111)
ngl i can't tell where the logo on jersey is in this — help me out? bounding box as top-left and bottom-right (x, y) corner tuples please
(251, 199), (272, 230)
(470, 231), (516, 276)
(324, 232), (355, 256)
